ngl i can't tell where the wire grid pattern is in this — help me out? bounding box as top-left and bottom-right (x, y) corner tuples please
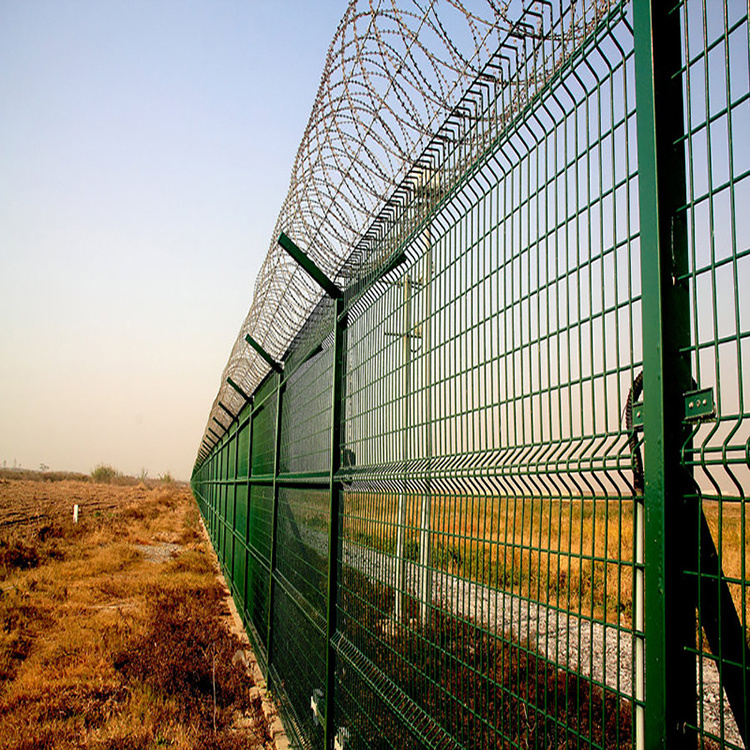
(276, 489), (330, 617)
(197, 0), (622, 461)
(280, 349), (334, 475)
(251, 388), (278, 477)
(335, 8), (639, 748)
(272, 584), (328, 749)
(191, 1), (750, 748)
(677, 0), (750, 746)
(272, 488), (332, 746)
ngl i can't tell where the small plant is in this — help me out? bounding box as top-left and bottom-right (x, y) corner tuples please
(0, 539), (39, 573)
(90, 464), (120, 484)
(159, 471), (174, 484)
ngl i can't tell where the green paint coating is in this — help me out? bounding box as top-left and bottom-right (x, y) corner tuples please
(278, 231), (342, 299)
(245, 334), (282, 373)
(191, 4), (750, 748)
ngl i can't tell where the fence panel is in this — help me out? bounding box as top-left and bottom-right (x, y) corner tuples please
(678, 0), (750, 746)
(190, 1), (750, 748)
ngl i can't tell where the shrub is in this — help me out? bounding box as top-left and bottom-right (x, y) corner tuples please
(0, 540), (39, 572)
(90, 464), (119, 484)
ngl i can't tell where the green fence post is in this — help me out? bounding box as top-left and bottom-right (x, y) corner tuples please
(231, 415), (239, 598)
(266, 369), (284, 677)
(274, 231), (345, 748)
(324, 296), (346, 750)
(634, 1), (697, 747)
(243, 399), (254, 637)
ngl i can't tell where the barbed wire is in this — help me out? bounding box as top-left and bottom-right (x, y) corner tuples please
(197, 0), (616, 461)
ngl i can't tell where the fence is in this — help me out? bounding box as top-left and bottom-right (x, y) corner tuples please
(191, 1), (750, 747)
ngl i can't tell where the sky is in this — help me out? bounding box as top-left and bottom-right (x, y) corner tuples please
(0, 0), (347, 481)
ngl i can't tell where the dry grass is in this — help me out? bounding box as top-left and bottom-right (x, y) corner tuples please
(0, 477), (273, 750)
(345, 492), (636, 625)
(345, 491), (750, 629)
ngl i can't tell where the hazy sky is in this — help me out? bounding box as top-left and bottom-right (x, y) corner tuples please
(0, 0), (347, 480)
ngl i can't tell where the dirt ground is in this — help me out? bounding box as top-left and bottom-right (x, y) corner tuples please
(0, 474), (284, 750)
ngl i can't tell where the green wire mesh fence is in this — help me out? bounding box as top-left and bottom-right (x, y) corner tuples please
(192, 1), (750, 747)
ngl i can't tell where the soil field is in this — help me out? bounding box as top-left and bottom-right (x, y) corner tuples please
(0, 477), (143, 530)
(0, 476), (284, 750)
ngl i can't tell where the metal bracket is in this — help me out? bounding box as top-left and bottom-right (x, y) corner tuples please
(226, 376), (251, 401)
(630, 388), (716, 430)
(245, 334), (282, 373)
(631, 401), (644, 430)
(278, 232), (342, 298)
(218, 401), (237, 421)
(683, 387), (716, 423)
(334, 727), (351, 750)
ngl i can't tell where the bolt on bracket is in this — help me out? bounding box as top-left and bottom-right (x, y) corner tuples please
(630, 387), (716, 431)
(683, 387), (716, 423)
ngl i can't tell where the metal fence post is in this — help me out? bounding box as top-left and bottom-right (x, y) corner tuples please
(274, 231), (345, 748)
(244, 400), (253, 625)
(266, 369), (285, 673)
(634, 1), (698, 747)
(418, 235), (432, 629)
(324, 296), (346, 750)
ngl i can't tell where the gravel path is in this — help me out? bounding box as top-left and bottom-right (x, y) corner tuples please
(292, 521), (743, 746)
(342, 539), (744, 748)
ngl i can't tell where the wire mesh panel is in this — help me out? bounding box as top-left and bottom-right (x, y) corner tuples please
(246, 483), (273, 647)
(189, 0), (750, 747)
(280, 348), (334, 475)
(237, 421), (250, 479)
(232, 497), (247, 606)
(674, 0), (750, 746)
(251, 384), (278, 477)
(335, 4), (640, 746)
(272, 486), (331, 747)
(276, 488), (330, 621)
(272, 584), (328, 750)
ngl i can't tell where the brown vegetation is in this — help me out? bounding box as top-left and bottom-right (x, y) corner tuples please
(0, 475), (273, 750)
(341, 567), (632, 749)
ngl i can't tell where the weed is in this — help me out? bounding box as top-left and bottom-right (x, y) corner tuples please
(0, 469), (89, 484)
(0, 593), (49, 683)
(90, 464), (120, 484)
(0, 541), (39, 573)
(166, 550), (215, 575)
(113, 583), (270, 747)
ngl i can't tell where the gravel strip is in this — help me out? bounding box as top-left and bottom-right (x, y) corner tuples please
(292, 522), (743, 746)
(342, 539), (744, 747)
